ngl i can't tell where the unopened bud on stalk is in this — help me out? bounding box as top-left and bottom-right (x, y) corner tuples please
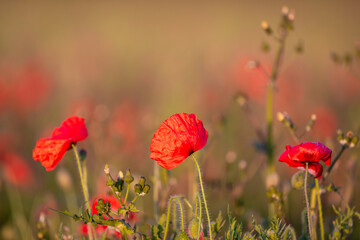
(142, 184), (151, 194)
(134, 184), (142, 194)
(189, 218), (201, 239)
(56, 168), (73, 191)
(277, 112), (294, 129)
(124, 169), (134, 184)
(261, 21), (273, 35)
(277, 112), (285, 122)
(291, 171), (305, 190)
(138, 177), (146, 188)
(118, 171), (124, 179)
(104, 164), (110, 175)
(288, 10), (295, 21)
(281, 6), (289, 16)
(305, 114), (316, 132)
(104, 164), (116, 187)
(79, 149), (87, 162)
(350, 136), (359, 148)
(176, 232), (190, 240)
(234, 92), (247, 107)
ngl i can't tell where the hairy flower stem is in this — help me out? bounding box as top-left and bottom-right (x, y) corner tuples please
(304, 163), (313, 240)
(72, 145), (96, 240)
(164, 196), (185, 239)
(192, 154), (213, 240)
(315, 179), (325, 240)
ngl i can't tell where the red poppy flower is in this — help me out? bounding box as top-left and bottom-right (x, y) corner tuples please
(150, 113), (208, 169)
(278, 142), (332, 179)
(33, 116), (88, 171)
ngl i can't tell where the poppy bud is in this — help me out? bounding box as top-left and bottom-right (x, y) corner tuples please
(79, 149), (87, 162)
(281, 6), (289, 16)
(262, 41), (270, 53)
(305, 114), (316, 132)
(134, 184), (142, 194)
(142, 184), (151, 194)
(261, 21), (272, 35)
(234, 92), (247, 107)
(138, 177), (146, 188)
(291, 171), (305, 190)
(115, 179), (124, 192)
(176, 232), (190, 240)
(350, 136), (359, 148)
(118, 171), (124, 179)
(189, 218), (201, 239)
(105, 165), (116, 187)
(124, 169), (134, 184)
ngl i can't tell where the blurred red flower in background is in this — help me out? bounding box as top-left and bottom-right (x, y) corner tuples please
(0, 151), (34, 187)
(311, 106), (337, 139)
(0, 60), (52, 116)
(150, 113), (208, 169)
(278, 142), (332, 179)
(33, 116), (88, 171)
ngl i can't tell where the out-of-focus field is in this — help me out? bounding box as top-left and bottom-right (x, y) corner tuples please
(1, 1), (360, 239)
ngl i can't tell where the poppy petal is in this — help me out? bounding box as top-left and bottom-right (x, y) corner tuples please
(150, 113), (208, 169)
(51, 116), (88, 142)
(33, 138), (71, 171)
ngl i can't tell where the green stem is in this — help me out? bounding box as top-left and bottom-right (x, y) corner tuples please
(5, 183), (32, 240)
(196, 193), (202, 240)
(124, 183), (130, 205)
(266, 80), (275, 165)
(131, 195), (140, 204)
(173, 203), (177, 232)
(309, 188), (317, 239)
(82, 159), (89, 199)
(304, 163), (313, 240)
(110, 186), (125, 208)
(72, 145), (97, 240)
(315, 179), (325, 240)
(191, 154), (213, 240)
(163, 196), (185, 239)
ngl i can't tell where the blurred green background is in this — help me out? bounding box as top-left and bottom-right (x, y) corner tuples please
(0, 1), (360, 239)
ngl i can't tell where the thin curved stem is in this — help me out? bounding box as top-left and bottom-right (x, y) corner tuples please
(315, 179), (325, 240)
(163, 196), (185, 239)
(124, 183), (130, 205)
(72, 145), (96, 240)
(304, 163), (313, 240)
(191, 154), (212, 240)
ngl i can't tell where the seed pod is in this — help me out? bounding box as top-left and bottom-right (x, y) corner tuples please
(189, 218), (201, 239)
(124, 169), (134, 184)
(291, 171), (305, 190)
